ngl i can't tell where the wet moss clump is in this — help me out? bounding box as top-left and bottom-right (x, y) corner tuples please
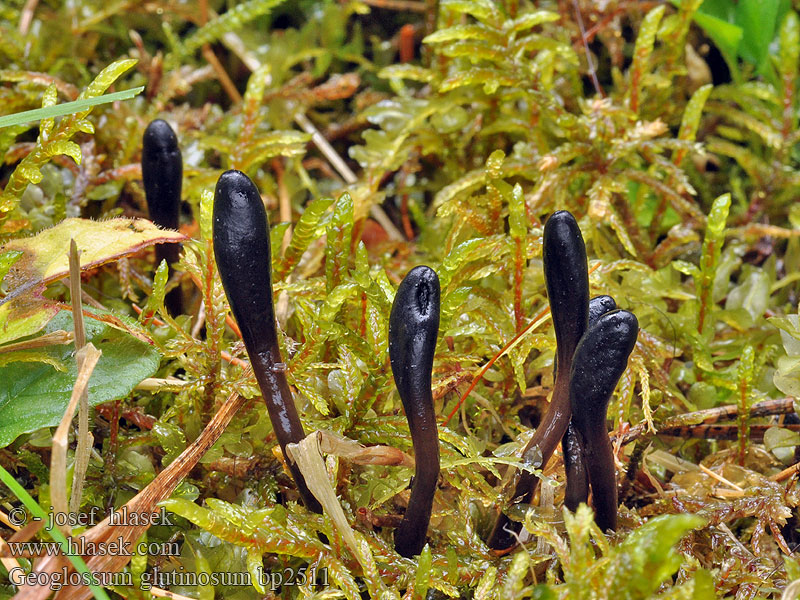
(1, 1), (800, 598)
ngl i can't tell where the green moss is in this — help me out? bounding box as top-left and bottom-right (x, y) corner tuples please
(0, 0), (799, 597)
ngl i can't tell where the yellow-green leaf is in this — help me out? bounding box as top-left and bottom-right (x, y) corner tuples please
(0, 218), (186, 304)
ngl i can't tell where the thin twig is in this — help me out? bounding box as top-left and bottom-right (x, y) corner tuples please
(572, 0), (603, 97)
(68, 240), (92, 516)
(199, 0), (242, 104)
(0, 330), (72, 353)
(272, 157), (293, 251)
(616, 398), (797, 445)
(201, 45), (242, 103)
(0, 536), (22, 574)
(20, 390), (248, 600)
(360, 0), (427, 10)
(698, 463), (744, 492)
(134, 377), (191, 391)
(771, 461), (800, 483)
(18, 0), (38, 35)
(294, 112), (404, 241)
(50, 344), (101, 536)
(219, 32), (404, 241)
(69, 241), (86, 350)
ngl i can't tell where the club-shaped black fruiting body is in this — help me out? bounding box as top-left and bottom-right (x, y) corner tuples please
(563, 295), (617, 511)
(142, 119), (184, 315)
(569, 309), (638, 531)
(389, 265), (441, 558)
(212, 169), (321, 513)
(488, 210), (589, 550)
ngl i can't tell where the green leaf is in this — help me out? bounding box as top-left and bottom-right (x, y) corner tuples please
(508, 183), (527, 240)
(275, 197), (333, 280)
(182, 0), (289, 55)
(507, 10), (560, 33)
(415, 544), (433, 597)
(378, 64), (436, 83)
(440, 0), (501, 24)
(200, 189), (214, 241)
(779, 11), (800, 130)
(785, 556), (800, 581)
(0, 250), (23, 284)
(0, 297), (60, 346)
(423, 24), (506, 46)
(675, 84), (713, 160)
(706, 193), (731, 240)
(474, 566), (497, 600)
(238, 130), (311, 170)
(501, 551), (530, 599)
(0, 86), (144, 129)
(325, 192), (354, 292)
(693, 2), (743, 75)
(763, 426), (800, 452)
(735, 0), (780, 73)
(607, 513), (706, 596)
(82, 59), (137, 99)
(0, 218), (185, 305)
(0, 310), (161, 448)
(725, 268), (769, 321)
(143, 260), (168, 320)
(39, 83), (57, 140)
(0, 464), (111, 600)
(628, 5), (666, 112)
(153, 420), (188, 466)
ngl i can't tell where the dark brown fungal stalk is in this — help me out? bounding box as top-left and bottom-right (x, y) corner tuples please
(212, 169), (321, 513)
(389, 265), (440, 557)
(488, 210), (589, 550)
(569, 309), (638, 531)
(564, 295), (617, 511)
(142, 119), (184, 315)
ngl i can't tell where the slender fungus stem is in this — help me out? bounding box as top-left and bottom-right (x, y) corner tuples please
(389, 266), (441, 557)
(212, 170), (321, 513)
(488, 211), (589, 550)
(569, 309), (638, 531)
(142, 119), (184, 315)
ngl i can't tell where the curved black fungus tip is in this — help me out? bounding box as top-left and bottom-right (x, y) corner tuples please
(543, 210), (589, 366)
(142, 119), (184, 315)
(588, 295), (617, 327)
(213, 169), (321, 513)
(389, 265), (440, 558)
(569, 309), (638, 532)
(563, 295), (618, 511)
(488, 210), (590, 550)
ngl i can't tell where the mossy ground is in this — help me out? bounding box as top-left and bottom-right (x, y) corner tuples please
(1, 0), (800, 598)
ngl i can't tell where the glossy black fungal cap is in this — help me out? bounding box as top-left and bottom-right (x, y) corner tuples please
(389, 265), (440, 423)
(543, 210), (589, 366)
(389, 265), (441, 558)
(570, 310), (638, 427)
(212, 169), (321, 513)
(569, 309), (638, 531)
(563, 294), (619, 512)
(142, 119), (182, 230)
(487, 210), (592, 550)
(213, 170), (277, 354)
(588, 295), (617, 326)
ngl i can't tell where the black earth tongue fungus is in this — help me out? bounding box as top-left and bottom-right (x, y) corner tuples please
(389, 265), (441, 558)
(569, 309), (638, 532)
(564, 295), (617, 511)
(212, 169), (321, 514)
(487, 210), (589, 550)
(142, 119), (184, 315)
